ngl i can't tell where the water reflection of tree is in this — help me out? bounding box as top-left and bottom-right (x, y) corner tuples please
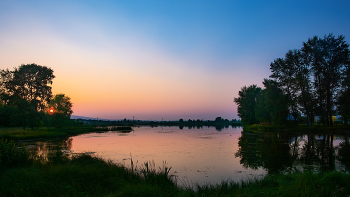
(297, 135), (337, 171)
(337, 136), (350, 172)
(32, 138), (72, 158)
(235, 132), (263, 170)
(235, 132), (293, 174)
(235, 132), (350, 174)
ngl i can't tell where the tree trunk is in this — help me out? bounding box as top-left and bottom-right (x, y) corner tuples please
(329, 135), (334, 170)
(327, 86), (333, 126)
(22, 118), (26, 130)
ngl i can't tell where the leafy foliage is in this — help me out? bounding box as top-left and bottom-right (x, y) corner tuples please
(0, 64), (55, 129)
(255, 79), (289, 125)
(0, 139), (32, 169)
(302, 34), (350, 126)
(234, 85), (261, 125)
(236, 34), (350, 127)
(48, 94), (73, 128)
(0, 64), (75, 129)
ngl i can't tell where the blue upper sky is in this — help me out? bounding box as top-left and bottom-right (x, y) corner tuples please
(0, 0), (349, 120)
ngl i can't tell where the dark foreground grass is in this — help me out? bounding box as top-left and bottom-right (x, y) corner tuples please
(1, 139), (350, 197)
(183, 172), (350, 197)
(0, 154), (179, 197)
(2, 157), (350, 196)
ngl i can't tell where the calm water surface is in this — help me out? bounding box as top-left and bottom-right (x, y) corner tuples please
(26, 126), (350, 186)
(69, 126), (264, 186)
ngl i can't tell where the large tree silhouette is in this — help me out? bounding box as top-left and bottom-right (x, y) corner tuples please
(0, 64), (55, 129)
(303, 34), (350, 126)
(234, 85), (261, 125)
(270, 49), (315, 126)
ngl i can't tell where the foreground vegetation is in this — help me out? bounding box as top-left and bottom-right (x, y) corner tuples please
(1, 139), (350, 197)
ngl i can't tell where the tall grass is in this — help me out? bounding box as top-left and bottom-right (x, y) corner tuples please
(0, 139), (179, 196)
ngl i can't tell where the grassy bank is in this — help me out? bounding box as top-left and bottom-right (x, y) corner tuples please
(0, 155), (179, 197)
(0, 126), (123, 140)
(245, 123), (350, 135)
(1, 140), (350, 197)
(188, 172), (350, 197)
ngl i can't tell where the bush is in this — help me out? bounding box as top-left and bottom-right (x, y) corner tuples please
(0, 139), (32, 169)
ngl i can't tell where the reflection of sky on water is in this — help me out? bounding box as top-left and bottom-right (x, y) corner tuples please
(21, 127), (350, 186)
(69, 126), (265, 186)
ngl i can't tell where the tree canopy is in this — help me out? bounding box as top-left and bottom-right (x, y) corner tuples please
(48, 94), (73, 128)
(0, 64), (74, 129)
(0, 64), (55, 129)
(235, 34), (350, 127)
(234, 85), (261, 126)
(302, 34), (350, 126)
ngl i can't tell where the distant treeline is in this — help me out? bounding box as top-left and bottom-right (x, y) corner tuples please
(75, 117), (242, 128)
(234, 34), (350, 127)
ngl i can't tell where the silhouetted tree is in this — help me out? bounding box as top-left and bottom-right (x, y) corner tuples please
(336, 56), (350, 125)
(215, 117), (222, 122)
(288, 50), (315, 126)
(234, 85), (261, 125)
(270, 49), (315, 125)
(270, 55), (299, 124)
(48, 94), (73, 127)
(255, 79), (289, 126)
(303, 34), (350, 126)
(337, 89), (350, 125)
(0, 64), (55, 129)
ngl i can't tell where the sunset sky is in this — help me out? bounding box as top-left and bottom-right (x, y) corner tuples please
(1, 0), (350, 121)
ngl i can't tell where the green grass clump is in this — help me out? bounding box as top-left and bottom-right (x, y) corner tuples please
(0, 139), (33, 169)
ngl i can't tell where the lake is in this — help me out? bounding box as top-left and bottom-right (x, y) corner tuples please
(25, 126), (350, 186)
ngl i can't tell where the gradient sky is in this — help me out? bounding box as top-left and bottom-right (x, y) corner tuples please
(1, 0), (350, 120)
